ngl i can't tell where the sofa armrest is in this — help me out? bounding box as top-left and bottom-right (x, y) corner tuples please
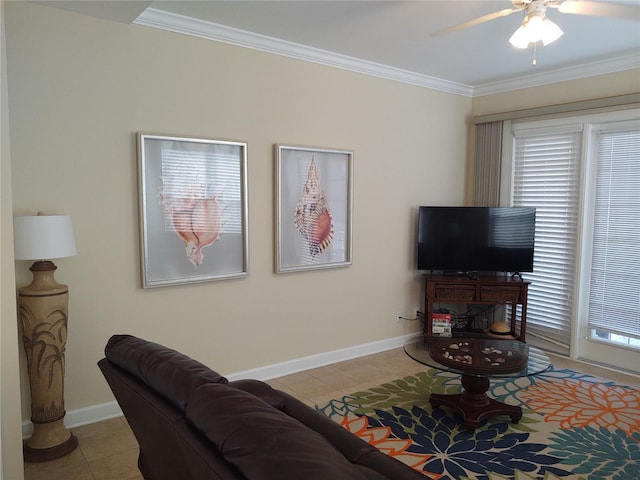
(98, 358), (192, 480)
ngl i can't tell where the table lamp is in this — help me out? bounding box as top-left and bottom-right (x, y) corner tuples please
(13, 213), (79, 462)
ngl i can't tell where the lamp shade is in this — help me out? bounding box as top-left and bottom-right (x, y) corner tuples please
(14, 215), (77, 260)
(509, 15), (563, 49)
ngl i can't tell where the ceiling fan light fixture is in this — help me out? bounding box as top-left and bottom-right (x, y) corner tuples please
(509, 14), (564, 49)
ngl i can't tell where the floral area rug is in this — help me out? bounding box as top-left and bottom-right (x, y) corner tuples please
(316, 366), (640, 479)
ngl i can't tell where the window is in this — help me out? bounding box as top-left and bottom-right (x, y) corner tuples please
(507, 111), (640, 365)
(586, 124), (640, 346)
(511, 125), (582, 355)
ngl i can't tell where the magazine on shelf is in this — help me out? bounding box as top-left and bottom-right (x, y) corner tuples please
(432, 312), (452, 337)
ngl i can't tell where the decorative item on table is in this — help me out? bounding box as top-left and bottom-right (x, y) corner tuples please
(430, 338), (527, 374)
(484, 321), (516, 339)
(432, 312), (452, 336)
(13, 212), (79, 461)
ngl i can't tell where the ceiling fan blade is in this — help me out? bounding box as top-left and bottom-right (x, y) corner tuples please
(431, 7), (523, 37)
(557, 0), (640, 20)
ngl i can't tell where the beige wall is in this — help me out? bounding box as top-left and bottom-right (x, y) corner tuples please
(472, 69), (640, 117)
(2, 0), (25, 477)
(4, 1), (470, 427)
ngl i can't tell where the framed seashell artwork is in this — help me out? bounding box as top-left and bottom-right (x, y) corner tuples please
(137, 133), (249, 287)
(275, 144), (353, 273)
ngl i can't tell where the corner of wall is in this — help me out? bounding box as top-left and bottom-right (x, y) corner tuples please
(1, 1), (27, 478)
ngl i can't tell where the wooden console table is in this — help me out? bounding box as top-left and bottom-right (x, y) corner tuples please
(423, 274), (530, 342)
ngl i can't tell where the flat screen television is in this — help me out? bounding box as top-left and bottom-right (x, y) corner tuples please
(417, 206), (536, 275)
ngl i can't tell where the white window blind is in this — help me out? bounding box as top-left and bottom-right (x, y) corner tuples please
(511, 126), (582, 353)
(587, 127), (640, 340)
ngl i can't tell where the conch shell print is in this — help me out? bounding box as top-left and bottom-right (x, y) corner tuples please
(294, 159), (334, 258)
(159, 186), (223, 267)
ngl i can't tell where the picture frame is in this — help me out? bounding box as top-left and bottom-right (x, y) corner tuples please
(275, 144), (353, 273)
(137, 133), (249, 288)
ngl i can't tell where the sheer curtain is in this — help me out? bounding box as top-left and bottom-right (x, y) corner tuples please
(473, 121), (503, 206)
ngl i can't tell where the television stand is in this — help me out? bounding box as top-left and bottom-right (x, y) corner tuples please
(443, 270), (479, 280)
(423, 274), (529, 342)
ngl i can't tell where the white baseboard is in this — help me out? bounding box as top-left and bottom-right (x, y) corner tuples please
(225, 332), (420, 382)
(22, 401), (124, 439)
(23, 332), (421, 438)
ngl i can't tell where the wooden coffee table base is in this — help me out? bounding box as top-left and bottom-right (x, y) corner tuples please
(429, 373), (522, 430)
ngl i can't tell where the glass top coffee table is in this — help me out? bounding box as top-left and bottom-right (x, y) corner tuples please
(404, 337), (551, 430)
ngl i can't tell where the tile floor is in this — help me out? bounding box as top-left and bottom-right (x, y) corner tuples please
(23, 347), (640, 480)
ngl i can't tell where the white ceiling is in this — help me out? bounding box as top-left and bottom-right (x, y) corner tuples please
(39, 1), (640, 96)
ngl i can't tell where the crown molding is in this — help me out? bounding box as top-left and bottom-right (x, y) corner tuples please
(135, 8), (638, 99)
(134, 8), (474, 97)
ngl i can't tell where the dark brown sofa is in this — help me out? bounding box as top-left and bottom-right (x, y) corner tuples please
(98, 334), (425, 480)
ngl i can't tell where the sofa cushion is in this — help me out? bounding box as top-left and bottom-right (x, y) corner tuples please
(186, 383), (375, 480)
(104, 334), (228, 410)
(230, 379), (379, 463)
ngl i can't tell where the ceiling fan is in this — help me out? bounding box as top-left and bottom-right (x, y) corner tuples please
(433, 0), (640, 50)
